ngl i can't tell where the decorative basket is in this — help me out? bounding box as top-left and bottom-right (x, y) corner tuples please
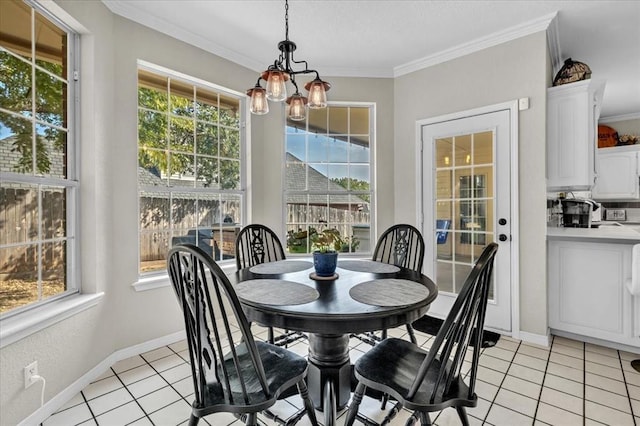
(553, 58), (592, 86)
(618, 134), (639, 145)
(598, 125), (619, 148)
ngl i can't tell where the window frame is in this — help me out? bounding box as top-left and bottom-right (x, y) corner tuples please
(0, 0), (81, 319)
(283, 102), (376, 256)
(135, 61), (248, 283)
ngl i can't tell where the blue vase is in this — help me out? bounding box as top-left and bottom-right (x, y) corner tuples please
(313, 251), (338, 277)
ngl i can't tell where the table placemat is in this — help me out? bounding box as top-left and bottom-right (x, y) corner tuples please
(338, 260), (400, 273)
(235, 279), (319, 305)
(349, 279), (430, 307)
(249, 260), (313, 274)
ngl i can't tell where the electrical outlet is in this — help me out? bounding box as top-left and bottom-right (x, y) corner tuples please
(24, 361), (38, 389)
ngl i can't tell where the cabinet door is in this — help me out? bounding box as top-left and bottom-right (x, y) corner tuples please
(546, 80), (604, 192)
(592, 151), (640, 200)
(548, 241), (635, 346)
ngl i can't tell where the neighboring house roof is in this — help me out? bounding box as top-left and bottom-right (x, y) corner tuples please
(285, 152), (369, 208)
(138, 166), (165, 187)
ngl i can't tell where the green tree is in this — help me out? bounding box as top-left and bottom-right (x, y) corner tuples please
(330, 177), (371, 203)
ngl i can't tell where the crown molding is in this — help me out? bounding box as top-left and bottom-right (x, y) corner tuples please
(394, 11), (558, 78)
(546, 12), (563, 75)
(102, 0), (264, 72)
(599, 112), (640, 123)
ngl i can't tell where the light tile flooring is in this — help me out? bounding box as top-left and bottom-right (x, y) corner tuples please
(43, 325), (640, 426)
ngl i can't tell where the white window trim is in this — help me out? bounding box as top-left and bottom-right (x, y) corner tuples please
(0, 293), (104, 349)
(132, 262), (237, 291)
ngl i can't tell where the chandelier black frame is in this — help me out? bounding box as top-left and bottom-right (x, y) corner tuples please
(246, 0), (330, 121)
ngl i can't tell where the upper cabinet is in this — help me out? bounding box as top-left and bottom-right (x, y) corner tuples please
(547, 79), (606, 191)
(592, 145), (640, 200)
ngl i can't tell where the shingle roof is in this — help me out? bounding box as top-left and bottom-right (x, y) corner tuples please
(285, 152), (368, 208)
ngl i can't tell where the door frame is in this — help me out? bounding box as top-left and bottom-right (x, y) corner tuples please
(414, 101), (520, 339)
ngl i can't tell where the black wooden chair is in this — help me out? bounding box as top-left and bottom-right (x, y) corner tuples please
(345, 243), (499, 426)
(352, 224), (425, 346)
(167, 244), (318, 426)
(235, 224), (305, 346)
(235, 224), (286, 270)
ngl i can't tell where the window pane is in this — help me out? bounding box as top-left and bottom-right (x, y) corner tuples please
(138, 110), (167, 149)
(35, 69), (65, 127)
(169, 80), (193, 117)
(0, 183), (38, 244)
(139, 191), (170, 274)
(0, 51), (32, 116)
(196, 122), (218, 156)
(349, 139), (369, 163)
(454, 134), (472, 166)
(168, 152), (194, 187)
(435, 137), (453, 168)
(220, 159), (239, 190)
(220, 128), (239, 159)
(172, 192), (197, 235)
(195, 92), (219, 122)
(34, 9), (67, 77)
(474, 131), (493, 165)
(0, 0), (32, 61)
(36, 124), (67, 178)
(42, 186), (66, 239)
(286, 131), (306, 162)
(170, 116), (194, 153)
(138, 84), (168, 112)
(196, 156), (218, 187)
(42, 240), (66, 300)
(0, 112), (33, 174)
(1, 245), (39, 313)
(328, 107), (348, 134)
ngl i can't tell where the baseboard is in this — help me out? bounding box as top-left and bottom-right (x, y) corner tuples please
(518, 330), (551, 348)
(18, 330), (186, 426)
(551, 329), (640, 354)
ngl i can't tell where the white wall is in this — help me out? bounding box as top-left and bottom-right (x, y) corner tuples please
(0, 2), (394, 424)
(393, 32), (549, 336)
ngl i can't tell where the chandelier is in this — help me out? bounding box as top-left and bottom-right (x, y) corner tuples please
(246, 0), (330, 121)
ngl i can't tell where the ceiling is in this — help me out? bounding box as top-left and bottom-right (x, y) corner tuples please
(102, 0), (640, 120)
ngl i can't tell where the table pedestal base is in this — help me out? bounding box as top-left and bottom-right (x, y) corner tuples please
(307, 334), (351, 426)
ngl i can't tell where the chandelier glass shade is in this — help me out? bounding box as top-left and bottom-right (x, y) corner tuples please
(246, 0), (330, 121)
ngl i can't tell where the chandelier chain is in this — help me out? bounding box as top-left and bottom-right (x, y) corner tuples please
(285, 0), (289, 41)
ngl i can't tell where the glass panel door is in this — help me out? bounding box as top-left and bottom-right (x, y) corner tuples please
(435, 130), (495, 298)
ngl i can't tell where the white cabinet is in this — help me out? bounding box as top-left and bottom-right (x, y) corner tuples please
(548, 240), (639, 348)
(547, 79), (605, 191)
(592, 145), (640, 200)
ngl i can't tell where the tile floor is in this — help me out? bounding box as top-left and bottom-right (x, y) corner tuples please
(43, 325), (640, 426)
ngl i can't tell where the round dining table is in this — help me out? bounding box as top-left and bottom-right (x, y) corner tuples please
(230, 258), (438, 426)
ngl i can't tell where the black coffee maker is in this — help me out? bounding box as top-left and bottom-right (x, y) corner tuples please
(562, 199), (598, 228)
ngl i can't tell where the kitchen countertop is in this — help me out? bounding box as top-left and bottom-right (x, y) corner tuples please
(547, 225), (640, 243)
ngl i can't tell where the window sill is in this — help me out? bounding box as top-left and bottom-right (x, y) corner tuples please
(133, 261), (238, 292)
(0, 293), (104, 349)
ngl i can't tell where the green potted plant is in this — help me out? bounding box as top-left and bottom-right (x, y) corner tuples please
(310, 228), (340, 277)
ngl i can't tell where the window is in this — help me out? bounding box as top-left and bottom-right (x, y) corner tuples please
(137, 66), (245, 275)
(284, 104), (373, 254)
(0, 0), (79, 316)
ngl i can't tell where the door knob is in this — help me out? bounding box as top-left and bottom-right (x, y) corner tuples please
(499, 234), (508, 242)
(499, 218), (507, 226)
